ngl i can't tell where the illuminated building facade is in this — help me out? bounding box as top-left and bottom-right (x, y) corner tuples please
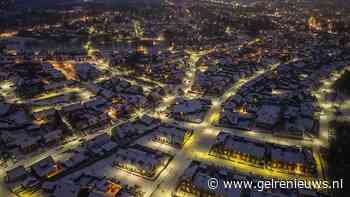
(152, 124), (193, 148)
(210, 132), (317, 175)
(266, 144), (317, 175)
(210, 132), (266, 167)
(113, 146), (170, 178)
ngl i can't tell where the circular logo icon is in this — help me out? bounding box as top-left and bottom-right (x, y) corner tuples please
(208, 178), (219, 190)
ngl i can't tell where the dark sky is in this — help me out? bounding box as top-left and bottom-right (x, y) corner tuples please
(11, 0), (349, 9)
(14, 0), (162, 7)
(14, 0), (81, 7)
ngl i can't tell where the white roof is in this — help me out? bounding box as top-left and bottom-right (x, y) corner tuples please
(157, 125), (187, 138)
(173, 100), (203, 113)
(31, 156), (56, 177)
(62, 152), (87, 168)
(116, 148), (163, 170)
(256, 105), (281, 125)
(101, 141), (118, 152)
(270, 146), (305, 164)
(224, 136), (265, 159)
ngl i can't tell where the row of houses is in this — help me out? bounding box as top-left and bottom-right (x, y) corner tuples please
(169, 98), (212, 123)
(175, 161), (326, 197)
(113, 145), (171, 179)
(210, 132), (317, 176)
(152, 123), (193, 148)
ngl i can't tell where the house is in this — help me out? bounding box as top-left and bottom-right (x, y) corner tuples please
(19, 136), (41, 153)
(32, 108), (57, 124)
(114, 146), (169, 178)
(170, 98), (211, 123)
(5, 166), (28, 183)
(86, 133), (118, 156)
(112, 115), (160, 142)
(73, 63), (101, 81)
(60, 150), (88, 169)
(92, 179), (123, 197)
(60, 100), (112, 133)
(42, 129), (63, 145)
(211, 132), (266, 167)
(31, 156), (63, 179)
(256, 105), (281, 129)
(268, 144), (316, 175)
(175, 161), (245, 197)
(152, 124), (193, 148)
